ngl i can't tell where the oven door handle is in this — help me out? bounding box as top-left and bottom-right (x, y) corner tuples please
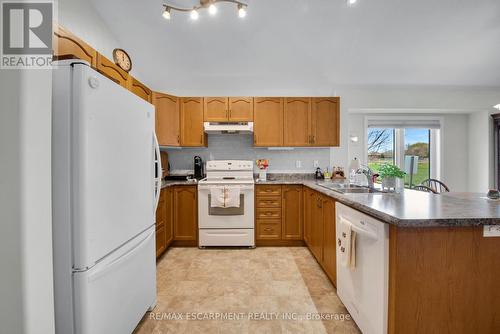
(198, 185), (254, 191)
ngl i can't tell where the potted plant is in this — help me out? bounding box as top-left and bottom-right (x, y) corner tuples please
(378, 164), (406, 191)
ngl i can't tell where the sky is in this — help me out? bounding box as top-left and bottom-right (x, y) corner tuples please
(368, 128), (430, 153)
(405, 129), (430, 145)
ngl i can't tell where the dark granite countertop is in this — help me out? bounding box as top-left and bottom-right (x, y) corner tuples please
(256, 174), (500, 227)
(161, 179), (198, 188)
(160, 173), (500, 227)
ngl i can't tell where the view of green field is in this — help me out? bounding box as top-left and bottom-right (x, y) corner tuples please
(368, 160), (429, 187)
(367, 128), (431, 189)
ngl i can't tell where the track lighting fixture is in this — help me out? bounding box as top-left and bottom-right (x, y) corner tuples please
(162, 7), (171, 20)
(162, 0), (248, 21)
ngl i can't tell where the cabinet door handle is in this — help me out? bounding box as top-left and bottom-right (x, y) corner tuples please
(229, 109), (232, 119)
(264, 227), (272, 232)
(254, 134), (257, 144)
(177, 135), (180, 143)
(200, 134), (203, 144)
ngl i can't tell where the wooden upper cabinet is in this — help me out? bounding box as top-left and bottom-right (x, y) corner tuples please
(204, 97), (228, 122)
(253, 97), (283, 147)
(284, 98), (311, 146)
(321, 196), (336, 286)
(129, 77), (152, 103)
(204, 97), (253, 122)
(229, 97), (253, 121)
(96, 53), (129, 87)
(311, 97), (340, 146)
(153, 92), (180, 146)
(282, 185), (303, 240)
(181, 97), (206, 147)
(53, 25), (97, 67)
(173, 186), (198, 242)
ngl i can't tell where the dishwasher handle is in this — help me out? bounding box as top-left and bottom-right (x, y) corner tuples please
(351, 222), (378, 241)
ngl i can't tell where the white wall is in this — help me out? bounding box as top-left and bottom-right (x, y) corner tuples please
(56, 0), (145, 80)
(347, 112), (469, 191)
(0, 70), (54, 333)
(337, 85), (500, 192)
(468, 111), (494, 192)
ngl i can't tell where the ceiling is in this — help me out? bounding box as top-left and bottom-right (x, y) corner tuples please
(90, 0), (500, 93)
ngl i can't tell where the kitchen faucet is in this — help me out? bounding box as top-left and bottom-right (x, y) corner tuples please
(356, 165), (375, 189)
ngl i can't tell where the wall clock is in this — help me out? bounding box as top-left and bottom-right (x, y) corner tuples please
(112, 48), (132, 73)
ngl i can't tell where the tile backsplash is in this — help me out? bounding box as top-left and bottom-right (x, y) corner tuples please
(163, 134), (330, 173)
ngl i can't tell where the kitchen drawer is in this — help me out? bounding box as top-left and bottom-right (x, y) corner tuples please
(256, 220), (282, 240)
(256, 208), (281, 219)
(256, 185), (282, 196)
(256, 196), (282, 208)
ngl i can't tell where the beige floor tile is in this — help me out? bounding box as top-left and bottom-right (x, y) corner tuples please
(248, 320), (283, 334)
(134, 247), (360, 334)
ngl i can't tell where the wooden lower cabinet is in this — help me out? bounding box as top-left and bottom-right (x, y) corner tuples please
(388, 226), (500, 334)
(282, 185), (303, 240)
(165, 187), (174, 247)
(173, 185), (198, 245)
(155, 189), (167, 258)
(321, 196), (336, 286)
(303, 187), (314, 245)
(256, 220), (282, 240)
(309, 192), (324, 262)
(303, 187), (336, 286)
(255, 185), (304, 246)
(156, 187), (174, 258)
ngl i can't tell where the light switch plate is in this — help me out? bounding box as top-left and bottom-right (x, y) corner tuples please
(483, 225), (500, 237)
(313, 160), (319, 168)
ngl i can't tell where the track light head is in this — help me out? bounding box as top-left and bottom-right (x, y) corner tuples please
(238, 4), (247, 18)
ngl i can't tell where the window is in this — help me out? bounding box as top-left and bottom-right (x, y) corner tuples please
(366, 118), (441, 188)
(403, 129), (430, 187)
(367, 128), (395, 175)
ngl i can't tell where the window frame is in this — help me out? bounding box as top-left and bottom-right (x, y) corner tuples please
(364, 116), (443, 184)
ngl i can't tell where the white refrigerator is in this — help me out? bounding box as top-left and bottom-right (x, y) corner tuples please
(52, 60), (161, 334)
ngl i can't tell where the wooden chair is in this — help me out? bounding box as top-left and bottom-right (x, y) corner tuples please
(420, 179), (450, 194)
(412, 185), (437, 194)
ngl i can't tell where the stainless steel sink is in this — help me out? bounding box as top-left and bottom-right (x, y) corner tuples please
(337, 188), (384, 194)
(317, 182), (385, 194)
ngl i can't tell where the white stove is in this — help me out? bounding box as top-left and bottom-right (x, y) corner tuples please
(198, 160), (255, 247)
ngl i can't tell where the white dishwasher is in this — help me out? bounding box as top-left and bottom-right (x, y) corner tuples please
(336, 203), (389, 334)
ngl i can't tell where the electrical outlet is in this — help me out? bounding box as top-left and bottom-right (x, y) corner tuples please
(313, 160), (319, 168)
(483, 225), (500, 237)
(295, 160), (302, 168)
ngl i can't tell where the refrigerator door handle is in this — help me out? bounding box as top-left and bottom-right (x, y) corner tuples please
(154, 132), (162, 211)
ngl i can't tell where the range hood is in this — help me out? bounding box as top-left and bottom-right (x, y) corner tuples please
(203, 122), (254, 134)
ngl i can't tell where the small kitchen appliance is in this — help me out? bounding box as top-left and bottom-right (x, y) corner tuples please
(194, 156), (205, 179)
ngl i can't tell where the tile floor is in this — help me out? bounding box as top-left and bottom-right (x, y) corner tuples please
(134, 247), (360, 334)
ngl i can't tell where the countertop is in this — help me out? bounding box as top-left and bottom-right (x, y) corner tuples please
(161, 174), (500, 227)
(161, 179), (198, 188)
